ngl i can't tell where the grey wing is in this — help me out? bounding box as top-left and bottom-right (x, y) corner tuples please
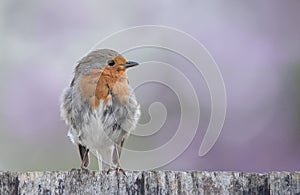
(60, 85), (91, 131)
(60, 86), (91, 167)
(60, 87), (74, 127)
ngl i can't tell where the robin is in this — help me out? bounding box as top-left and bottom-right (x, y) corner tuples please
(60, 49), (141, 171)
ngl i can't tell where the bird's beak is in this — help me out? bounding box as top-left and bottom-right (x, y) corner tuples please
(123, 61), (139, 68)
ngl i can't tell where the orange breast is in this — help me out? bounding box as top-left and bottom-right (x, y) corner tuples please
(78, 68), (129, 110)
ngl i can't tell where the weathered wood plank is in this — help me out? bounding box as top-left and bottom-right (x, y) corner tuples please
(0, 170), (299, 194)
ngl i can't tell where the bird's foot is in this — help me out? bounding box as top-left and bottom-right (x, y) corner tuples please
(107, 166), (127, 177)
(70, 167), (89, 175)
(116, 166), (126, 176)
(106, 167), (114, 174)
(80, 167), (90, 173)
(80, 163), (90, 173)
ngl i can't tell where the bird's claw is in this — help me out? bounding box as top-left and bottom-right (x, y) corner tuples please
(79, 166), (90, 174)
(106, 168), (114, 174)
(107, 166), (127, 177)
(116, 167), (127, 176)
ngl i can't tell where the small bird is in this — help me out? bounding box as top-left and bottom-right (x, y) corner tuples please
(60, 49), (141, 171)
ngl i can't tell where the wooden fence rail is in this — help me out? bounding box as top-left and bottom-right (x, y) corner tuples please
(0, 170), (299, 194)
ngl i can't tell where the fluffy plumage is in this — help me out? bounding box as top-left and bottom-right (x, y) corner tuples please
(60, 49), (140, 170)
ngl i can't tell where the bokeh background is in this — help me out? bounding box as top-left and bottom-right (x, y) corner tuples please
(1, 0), (300, 172)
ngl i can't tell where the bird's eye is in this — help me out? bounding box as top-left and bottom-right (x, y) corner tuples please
(107, 60), (115, 66)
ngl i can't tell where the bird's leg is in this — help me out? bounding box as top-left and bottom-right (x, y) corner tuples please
(102, 147), (114, 172)
(111, 143), (126, 176)
(106, 145), (126, 176)
(106, 146), (119, 174)
(97, 151), (103, 171)
(78, 144), (89, 170)
(114, 143), (121, 167)
(82, 150), (89, 168)
(112, 138), (125, 166)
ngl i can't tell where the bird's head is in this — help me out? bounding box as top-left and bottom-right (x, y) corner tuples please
(75, 49), (139, 78)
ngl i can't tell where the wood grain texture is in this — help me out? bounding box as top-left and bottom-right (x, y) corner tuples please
(1, 170), (299, 194)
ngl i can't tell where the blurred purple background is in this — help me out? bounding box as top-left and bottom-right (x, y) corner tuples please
(1, 0), (300, 172)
